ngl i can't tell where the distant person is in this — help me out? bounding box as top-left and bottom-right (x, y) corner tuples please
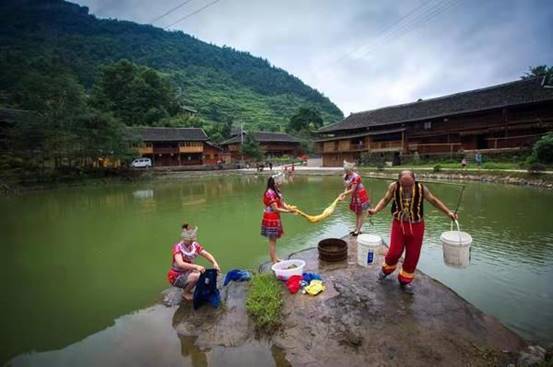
(461, 157), (467, 169)
(167, 225), (221, 302)
(339, 160), (370, 237)
(268, 161), (273, 171)
(368, 170), (458, 294)
(475, 151), (482, 168)
(261, 173), (296, 263)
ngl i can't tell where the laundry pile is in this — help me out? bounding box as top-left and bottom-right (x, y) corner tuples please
(285, 272), (325, 296)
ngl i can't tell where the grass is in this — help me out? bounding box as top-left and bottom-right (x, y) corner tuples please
(245, 273), (283, 332)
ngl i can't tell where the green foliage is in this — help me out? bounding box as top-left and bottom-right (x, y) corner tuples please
(241, 134), (263, 161)
(433, 164), (442, 172)
(522, 65), (553, 81)
(530, 132), (553, 164)
(480, 162), (518, 170)
(90, 60), (182, 126)
(2, 58), (136, 178)
(527, 162), (546, 175)
(245, 273), (283, 332)
(0, 0), (343, 131)
(287, 107), (323, 133)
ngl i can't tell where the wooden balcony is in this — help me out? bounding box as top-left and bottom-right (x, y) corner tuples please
(337, 141), (351, 151)
(154, 147), (179, 154)
(138, 146), (153, 154)
(178, 145), (204, 153)
(350, 143), (368, 152)
(319, 141), (368, 153)
(227, 144), (240, 152)
(408, 142), (462, 154)
(368, 141), (403, 152)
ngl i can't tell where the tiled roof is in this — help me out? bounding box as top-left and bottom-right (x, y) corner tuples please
(318, 77), (553, 133)
(220, 131), (301, 145)
(131, 127), (208, 141)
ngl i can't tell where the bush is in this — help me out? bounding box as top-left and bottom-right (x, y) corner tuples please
(532, 132), (553, 164)
(245, 273), (283, 332)
(433, 164), (442, 172)
(527, 162), (546, 175)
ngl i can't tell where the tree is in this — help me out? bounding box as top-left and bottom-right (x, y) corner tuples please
(8, 61), (136, 171)
(241, 134), (263, 161)
(287, 107), (323, 133)
(90, 60), (182, 126)
(531, 132), (553, 164)
(521, 65), (553, 81)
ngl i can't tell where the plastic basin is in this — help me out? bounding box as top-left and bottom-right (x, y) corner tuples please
(271, 259), (306, 280)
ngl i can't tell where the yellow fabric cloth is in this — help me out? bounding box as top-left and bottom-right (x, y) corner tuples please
(289, 196), (342, 224)
(304, 280), (325, 296)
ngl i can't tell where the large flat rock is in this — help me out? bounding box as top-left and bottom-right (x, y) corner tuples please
(173, 236), (526, 366)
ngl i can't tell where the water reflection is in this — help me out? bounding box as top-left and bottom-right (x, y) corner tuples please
(178, 335), (208, 367)
(1, 176), (552, 364)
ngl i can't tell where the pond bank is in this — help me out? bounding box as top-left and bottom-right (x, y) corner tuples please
(166, 236), (547, 366)
(233, 167), (553, 190)
(3, 165), (553, 196)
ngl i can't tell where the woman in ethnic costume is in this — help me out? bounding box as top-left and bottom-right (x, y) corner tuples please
(261, 172), (295, 263)
(339, 160), (371, 236)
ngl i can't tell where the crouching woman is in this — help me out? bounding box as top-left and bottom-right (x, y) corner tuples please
(167, 225), (221, 302)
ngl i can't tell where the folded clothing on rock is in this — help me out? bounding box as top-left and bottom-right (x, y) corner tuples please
(223, 269), (252, 286)
(286, 275), (303, 294)
(193, 269), (221, 310)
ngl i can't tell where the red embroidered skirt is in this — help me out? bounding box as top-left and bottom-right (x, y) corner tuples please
(261, 212), (283, 239)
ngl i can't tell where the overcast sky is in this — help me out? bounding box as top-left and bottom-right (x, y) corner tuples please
(74, 0), (552, 115)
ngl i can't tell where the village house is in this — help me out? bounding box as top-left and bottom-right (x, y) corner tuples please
(133, 127), (224, 167)
(315, 77), (553, 166)
(220, 131), (302, 161)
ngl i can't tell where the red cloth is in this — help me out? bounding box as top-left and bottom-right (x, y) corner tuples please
(382, 219), (425, 285)
(167, 241), (204, 285)
(345, 172), (369, 213)
(286, 275), (303, 294)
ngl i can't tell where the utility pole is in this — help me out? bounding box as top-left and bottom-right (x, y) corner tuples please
(240, 122), (244, 164)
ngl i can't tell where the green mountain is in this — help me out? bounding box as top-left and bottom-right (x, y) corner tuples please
(0, 0), (343, 129)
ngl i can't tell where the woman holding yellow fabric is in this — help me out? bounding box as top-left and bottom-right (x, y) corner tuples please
(339, 161), (371, 236)
(260, 173), (296, 263)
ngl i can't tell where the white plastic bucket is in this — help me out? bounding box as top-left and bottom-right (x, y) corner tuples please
(440, 220), (472, 268)
(357, 234), (382, 267)
(271, 259), (306, 280)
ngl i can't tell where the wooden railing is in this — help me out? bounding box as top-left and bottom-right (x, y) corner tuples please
(408, 142), (461, 154)
(178, 145), (203, 153)
(369, 141), (403, 151)
(138, 146), (153, 154)
(318, 141), (367, 153)
(351, 143), (367, 151)
(154, 147), (179, 154)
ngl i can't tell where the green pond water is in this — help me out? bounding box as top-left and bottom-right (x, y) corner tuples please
(1, 174), (553, 366)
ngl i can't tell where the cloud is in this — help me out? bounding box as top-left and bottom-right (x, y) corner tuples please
(75, 0), (553, 116)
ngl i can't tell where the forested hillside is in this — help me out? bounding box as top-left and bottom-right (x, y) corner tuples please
(0, 0), (343, 129)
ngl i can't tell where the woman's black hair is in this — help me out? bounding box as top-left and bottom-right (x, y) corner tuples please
(181, 223), (189, 229)
(266, 176), (281, 195)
